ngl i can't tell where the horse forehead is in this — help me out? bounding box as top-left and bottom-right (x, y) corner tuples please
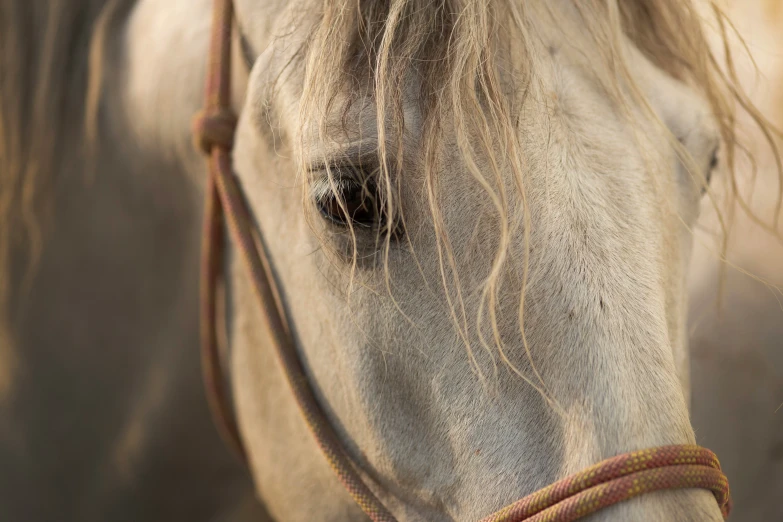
(240, 0), (713, 188)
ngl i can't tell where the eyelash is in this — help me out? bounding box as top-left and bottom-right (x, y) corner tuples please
(315, 177), (379, 227)
(313, 166), (383, 224)
(311, 164), (404, 238)
(701, 147), (719, 194)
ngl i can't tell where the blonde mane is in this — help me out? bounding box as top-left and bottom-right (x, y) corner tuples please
(293, 0), (782, 379)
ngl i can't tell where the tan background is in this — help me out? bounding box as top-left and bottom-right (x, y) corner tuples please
(689, 1), (783, 520)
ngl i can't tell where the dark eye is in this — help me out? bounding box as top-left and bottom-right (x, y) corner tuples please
(709, 148), (719, 171)
(702, 146), (719, 194)
(315, 173), (381, 228)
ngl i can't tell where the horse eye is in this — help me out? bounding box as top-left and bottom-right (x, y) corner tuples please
(316, 177), (380, 228)
(709, 149), (719, 171)
(702, 147), (719, 194)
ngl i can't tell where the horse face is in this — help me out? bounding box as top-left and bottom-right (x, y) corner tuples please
(230, 1), (722, 520)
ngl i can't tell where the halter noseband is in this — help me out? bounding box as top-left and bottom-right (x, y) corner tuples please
(192, 1), (732, 520)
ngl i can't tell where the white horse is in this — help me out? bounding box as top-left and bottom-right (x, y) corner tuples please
(0, 0), (779, 521)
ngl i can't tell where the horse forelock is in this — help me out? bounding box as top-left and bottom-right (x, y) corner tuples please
(289, 0), (782, 382)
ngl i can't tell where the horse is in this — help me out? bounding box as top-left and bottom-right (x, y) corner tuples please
(0, 0), (780, 521)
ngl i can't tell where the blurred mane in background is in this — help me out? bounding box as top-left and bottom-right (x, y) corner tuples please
(0, 2), (265, 520)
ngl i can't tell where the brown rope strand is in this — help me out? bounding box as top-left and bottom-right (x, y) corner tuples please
(210, 150), (397, 522)
(195, 0), (395, 519)
(197, 0), (246, 461)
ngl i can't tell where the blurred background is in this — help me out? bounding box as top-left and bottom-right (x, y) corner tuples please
(687, 1), (783, 521)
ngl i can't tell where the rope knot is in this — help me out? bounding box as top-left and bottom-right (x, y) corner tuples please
(192, 109), (238, 155)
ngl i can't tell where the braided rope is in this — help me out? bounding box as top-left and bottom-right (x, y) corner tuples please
(192, 1), (732, 521)
(480, 445), (731, 522)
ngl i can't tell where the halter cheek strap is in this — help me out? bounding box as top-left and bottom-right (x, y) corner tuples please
(193, 1), (396, 519)
(192, 1), (731, 520)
